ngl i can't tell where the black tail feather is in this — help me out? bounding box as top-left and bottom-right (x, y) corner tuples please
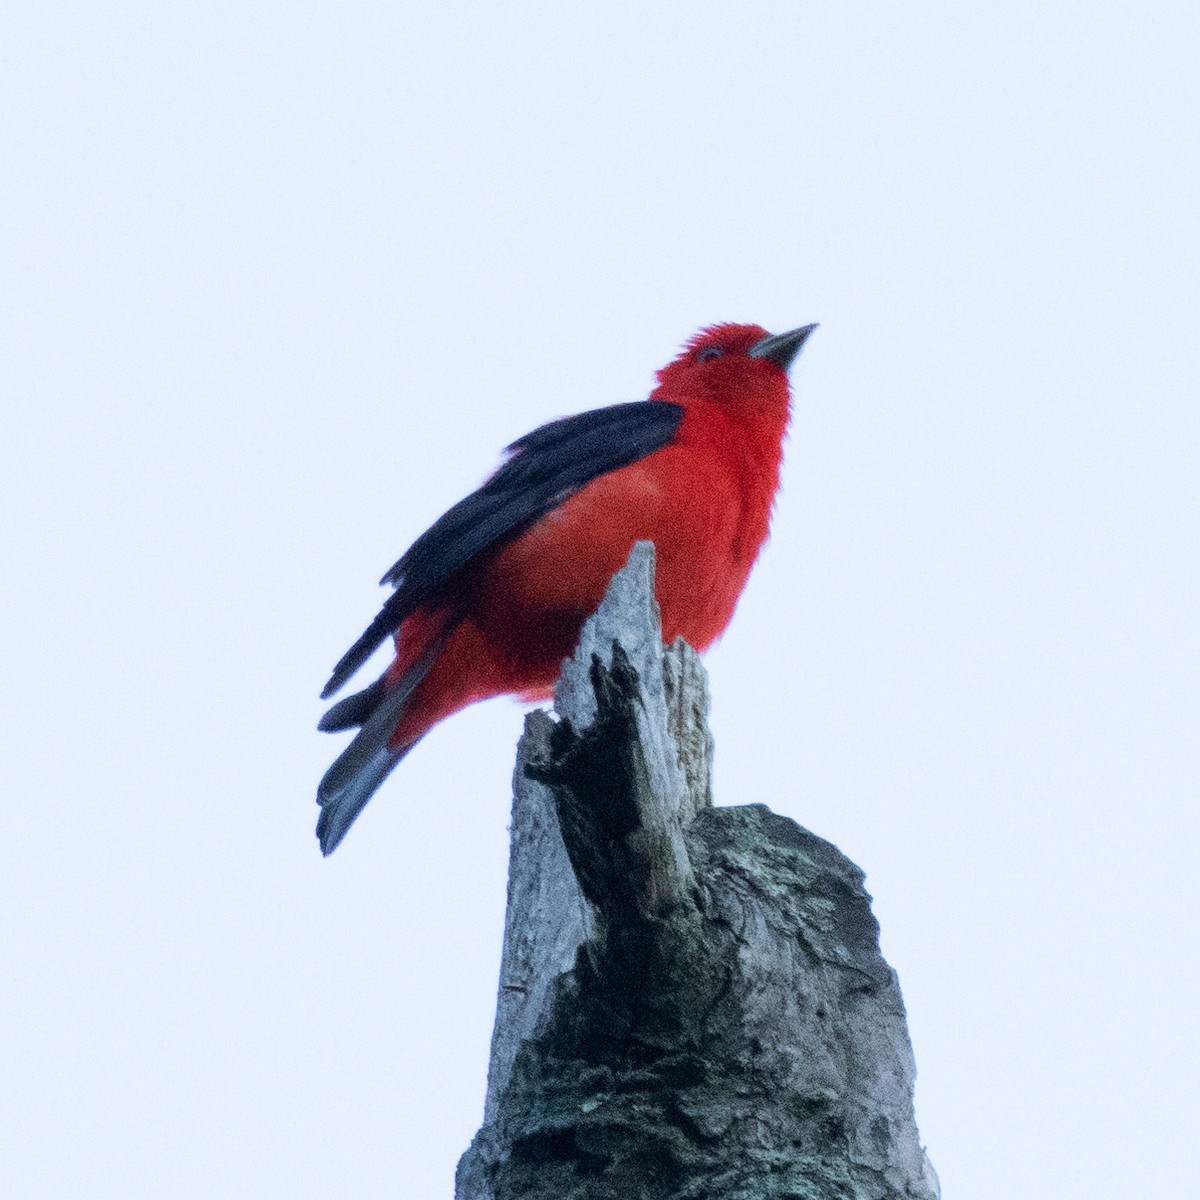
(321, 602), (407, 699)
(317, 677), (389, 732)
(316, 632), (448, 855)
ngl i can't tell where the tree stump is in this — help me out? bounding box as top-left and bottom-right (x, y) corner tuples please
(456, 543), (939, 1200)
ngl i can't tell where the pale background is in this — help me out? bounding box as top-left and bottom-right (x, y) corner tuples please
(3, 3), (1197, 1196)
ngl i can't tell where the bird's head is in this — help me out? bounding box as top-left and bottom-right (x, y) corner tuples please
(652, 322), (817, 414)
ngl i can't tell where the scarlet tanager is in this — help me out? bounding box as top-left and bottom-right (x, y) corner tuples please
(317, 321), (816, 854)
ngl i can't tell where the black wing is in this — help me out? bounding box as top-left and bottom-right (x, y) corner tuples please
(320, 400), (684, 699)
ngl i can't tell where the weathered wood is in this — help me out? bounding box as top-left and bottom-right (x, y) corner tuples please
(457, 543), (938, 1200)
(535, 543), (698, 926)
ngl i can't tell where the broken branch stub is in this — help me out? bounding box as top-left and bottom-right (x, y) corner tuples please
(456, 542), (938, 1200)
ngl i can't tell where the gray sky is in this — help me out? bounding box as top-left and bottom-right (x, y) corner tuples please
(3, 2), (1198, 1196)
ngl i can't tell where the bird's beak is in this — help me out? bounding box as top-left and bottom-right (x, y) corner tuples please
(748, 323), (818, 371)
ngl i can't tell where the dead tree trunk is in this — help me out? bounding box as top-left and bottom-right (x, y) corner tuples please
(456, 543), (939, 1200)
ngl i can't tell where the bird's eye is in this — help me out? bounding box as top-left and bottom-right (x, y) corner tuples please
(696, 345), (725, 363)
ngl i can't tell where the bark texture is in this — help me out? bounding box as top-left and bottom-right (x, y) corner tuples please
(457, 543), (938, 1200)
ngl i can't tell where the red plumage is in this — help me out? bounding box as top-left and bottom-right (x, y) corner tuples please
(317, 321), (815, 854)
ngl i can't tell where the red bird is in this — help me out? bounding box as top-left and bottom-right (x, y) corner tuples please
(317, 321), (816, 854)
